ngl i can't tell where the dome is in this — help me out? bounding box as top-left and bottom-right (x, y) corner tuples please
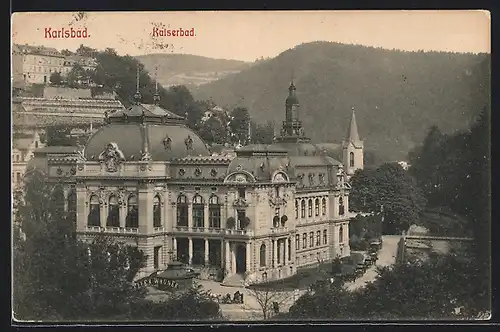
(272, 142), (323, 157)
(84, 103), (210, 161)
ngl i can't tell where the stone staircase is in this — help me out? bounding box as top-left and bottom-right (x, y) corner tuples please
(221, 273), (247, 288)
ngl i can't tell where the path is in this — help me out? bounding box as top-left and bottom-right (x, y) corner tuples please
(345, 235), (401, 291)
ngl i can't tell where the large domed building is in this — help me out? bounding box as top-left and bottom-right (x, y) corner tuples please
(27, 80), (364, 283)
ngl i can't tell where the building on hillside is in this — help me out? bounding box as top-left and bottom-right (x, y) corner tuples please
(12, 131), (45, 189)
(63, 54), (98, 72)
(342, 109), (364, 178)
(12, 44), (97, 88)
(12, 44), (66, 88)
(12, 87), (125, 133)
(24, 80), (361, 284)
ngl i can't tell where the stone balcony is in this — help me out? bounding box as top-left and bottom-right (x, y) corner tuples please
(173, 226), (253, 236)
(271, 227), (289, 235)
(83, 226), (165, 234)
(84, 226), (139, 234)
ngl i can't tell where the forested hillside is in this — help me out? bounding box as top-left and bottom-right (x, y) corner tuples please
(193, 41), (490, 160)
(136, 54), (251, 87)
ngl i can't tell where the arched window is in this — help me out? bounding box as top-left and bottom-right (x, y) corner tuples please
(192, 195), (205, 228)
(339, 197), (345, 216)
(316, 231), (321, 246)
(67, 189), (77, 223)
(88, 195), (100, 226)
(308, 199), (313, 218)
(208, 195), (221, 228)
(349, 152), (355, 167)
(309, 232), (314, 247)
(125, 195), (138, 228)
(295, 235), (300, 251)
(300, 200), (306, 218)
(176, 195), (188, 227)
(315, 198), (320, 216)
(107, 195), (120, 227)
(302, 233), (307, 249)
(322, 198), (327, 216)
(295, 200), (299, 219)
(260, 244), (266, 267)
(323, 229), (328, 244)
(153, 195), (161, 227)
(339, 225), (344, 243)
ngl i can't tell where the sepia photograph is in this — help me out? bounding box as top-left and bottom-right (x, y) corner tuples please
(11, 10), (491, 323)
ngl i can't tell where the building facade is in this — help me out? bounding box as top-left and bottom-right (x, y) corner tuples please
(12, 44), (97, 88)
(26, 82), (363, 283)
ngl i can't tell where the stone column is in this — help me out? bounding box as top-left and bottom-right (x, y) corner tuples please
(100, 200), (107, 228)
(284, 238), (289, 265)
(220, 240), (225, 268)
(119, 205), (126, 228)
(231, 244), (236, 273)
(172, 202), (177, 231)
(204, 238), (210, 265)
(188, 237), (193, 265)
(187, 202), (193, 230)
(76, 185), (87, 232)
(246, 242), (251, 273)
(138, 184), (153, 234)
(204, 204), (209, 229)
(173, 237), (177, 260)
(273, 240), (277, 267)
(225, 241), (230, 273)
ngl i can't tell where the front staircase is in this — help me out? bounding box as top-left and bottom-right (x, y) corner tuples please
(221, 273), (247, 288)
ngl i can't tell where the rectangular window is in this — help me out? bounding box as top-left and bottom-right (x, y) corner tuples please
(301, 201), (305, 218)
(16, 172), (21, 184)
(308, 200), (313, 218)
(238, 188), (246, 199)
(302, 233), (307, 249)
(316, 231), (320, 246)
(323, 230), (328, 244)
(309, 232), (314, 248)
(209, 206), (221, 228)
(315, 199), (320, 216)
(295, 235), (300, 251)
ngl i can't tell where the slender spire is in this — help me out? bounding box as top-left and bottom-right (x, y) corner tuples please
(347, 107), (361, 143)
(153, 64), (160, 105)
(134, 65), (142, 104)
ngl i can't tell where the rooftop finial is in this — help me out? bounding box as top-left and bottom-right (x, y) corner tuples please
(153, 64), (160, 105)
(134, 65), (142, 104)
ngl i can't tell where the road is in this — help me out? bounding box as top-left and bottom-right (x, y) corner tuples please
(344, 235), (401, 291)
(197, 235), (401, 320)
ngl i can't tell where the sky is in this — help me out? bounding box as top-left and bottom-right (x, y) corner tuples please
(11, 11), (490, 62)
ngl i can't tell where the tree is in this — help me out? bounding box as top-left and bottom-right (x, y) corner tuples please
(349, 164), (425, 234)
(349, 168), (377, 212)
(49, 72), (63, 85)
(45, 126), (76, 146)
(287, 251), (489, 320)
(229, 107), (250, 144)
(76, 44), (97, 57)
(374, 163), (426, 234)
(246, 286), (293, 319)
(408, 125), (448, 205)
(252, 121), (274, 144)
(197, 117), (227, 145)
(66, 63), (88, 88)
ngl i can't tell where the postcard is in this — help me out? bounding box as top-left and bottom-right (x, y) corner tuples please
(11, 10), (491, 323)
